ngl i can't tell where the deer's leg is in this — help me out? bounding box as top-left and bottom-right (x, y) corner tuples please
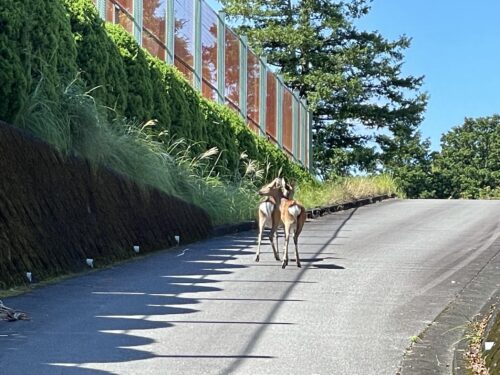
(293, 231), (301, 268)
(281, 225), (290, 269)
(269, 225), (280, 261)
(275, 230), (280, 260)
(256, 220), (265, 262)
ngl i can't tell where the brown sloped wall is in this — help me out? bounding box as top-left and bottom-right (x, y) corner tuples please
(0, 121), (212, 288)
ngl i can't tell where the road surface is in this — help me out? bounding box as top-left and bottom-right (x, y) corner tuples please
(1, 199), (499, 374)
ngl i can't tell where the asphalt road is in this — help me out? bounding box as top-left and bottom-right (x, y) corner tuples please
(1, 199), (499, 375)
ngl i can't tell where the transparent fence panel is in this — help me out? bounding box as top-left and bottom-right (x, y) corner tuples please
(266, 71), (277, 141)
(201, 2), (218, 101)
(247, 51), (260, 132)
(296, 104), (301, 161)
(224, 29), (240, 110)
(96, 0), (311, 168)
(106, 0), (133, 33)
(174, 0), (194, 82)
(282, 88), (293, 153)
(142, 0), (167, 60)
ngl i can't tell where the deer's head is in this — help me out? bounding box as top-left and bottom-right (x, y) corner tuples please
(258, 177), (295, 199)
(281, 179), (295, 199)
(258, 177), (283, 197)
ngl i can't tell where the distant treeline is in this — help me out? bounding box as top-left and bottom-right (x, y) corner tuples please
(390, 115), (499, 199)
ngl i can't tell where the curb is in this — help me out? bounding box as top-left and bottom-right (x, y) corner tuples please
(305, 194), (395, 219)
(452, 297), (499, 375)
(211, 193), (396, 237)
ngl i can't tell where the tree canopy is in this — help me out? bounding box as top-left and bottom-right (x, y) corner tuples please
(220, 0), (428, 178)
(432, 115), (500, 199)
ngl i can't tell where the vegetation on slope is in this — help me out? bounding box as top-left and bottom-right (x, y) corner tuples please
(1, 0), (399, 232)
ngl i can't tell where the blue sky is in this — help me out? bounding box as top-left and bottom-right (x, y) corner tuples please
(207, 0), (500, 150)
(356, 0), (500, 150)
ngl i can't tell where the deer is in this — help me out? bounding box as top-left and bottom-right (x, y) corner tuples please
(255, 177), (294, 263)
(257, 177), (305, 269)
(278, 178), (306, 269)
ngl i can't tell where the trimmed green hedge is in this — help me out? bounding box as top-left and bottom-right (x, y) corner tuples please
(0, 0), (77, 123)
(1, 0), (311, 184)
(62, 0), (128, 112)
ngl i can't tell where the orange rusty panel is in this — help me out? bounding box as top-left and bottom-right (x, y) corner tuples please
(115, 0), (132, 12)
(201, 2), (217, 90)
(174, 0), (194, 70)
(143, 0), (166, 59)
(106, 0), (133, 33)
(225, 100), (240, 114)
(282, 89), (293, 152)
(143, 31), (166, 60)
(247, 119), (260, 134)
(202, 81), (217, 101)
(225, 29), (240, 108)
(247, 51), (260, 124)
(174, 57), (194, 82)
(266, 72), (277, 140)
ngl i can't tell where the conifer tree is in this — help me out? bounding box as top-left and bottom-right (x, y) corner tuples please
(221, 0), (427, 177)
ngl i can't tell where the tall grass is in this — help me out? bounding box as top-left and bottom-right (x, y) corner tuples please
(13, 77), (400, 227)
(14, 79), (260, 225)
(296, 175), (400, 209)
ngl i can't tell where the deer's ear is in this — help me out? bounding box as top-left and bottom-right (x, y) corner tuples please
(281, 177), (286, 187)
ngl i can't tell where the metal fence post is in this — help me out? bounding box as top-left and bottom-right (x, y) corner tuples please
(300, 98), (307, 166)
(97, 0), (106, 19)
(259, 57), (267, 137)
(308, 106), (313, 170)
(239, 35), (248, 120)
(217, 11), (226, 104)
(133, 0), (143, 46)
(193, 0), (202, 91)
(166, 0), (175, 64)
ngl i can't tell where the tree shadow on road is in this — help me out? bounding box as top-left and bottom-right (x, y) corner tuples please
(0, 236), (255, 374)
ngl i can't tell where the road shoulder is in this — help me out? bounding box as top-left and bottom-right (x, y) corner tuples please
(398, 235), (500, 374)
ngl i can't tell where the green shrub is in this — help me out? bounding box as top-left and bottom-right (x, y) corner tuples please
(105, 23), (155, 123)
(3, 0), (313, 200)
(62, 0), (128, 112)
(0, 0), (77, 123)
(146, 55), (205, 151)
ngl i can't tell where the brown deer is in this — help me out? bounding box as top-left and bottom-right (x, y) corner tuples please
(279, 179), (306, 269)
(257, 178), (305, 269)
(255, 177), (293, 262)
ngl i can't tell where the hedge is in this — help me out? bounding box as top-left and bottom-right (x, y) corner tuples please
(1, 0), (311, 184)
(0, 0), (77, 123)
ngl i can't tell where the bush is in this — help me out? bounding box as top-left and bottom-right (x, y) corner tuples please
(2, 0), (313, 196)
(62, 0), (128, 112)
(0, 0), (77, 122)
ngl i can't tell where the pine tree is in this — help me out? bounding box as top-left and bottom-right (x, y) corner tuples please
(221, 0), (427, 178)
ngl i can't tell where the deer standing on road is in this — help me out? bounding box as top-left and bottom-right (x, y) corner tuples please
(257, 178), (305, 269)
(255, 177), (288, 262)
(278, 179), (306, 269)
